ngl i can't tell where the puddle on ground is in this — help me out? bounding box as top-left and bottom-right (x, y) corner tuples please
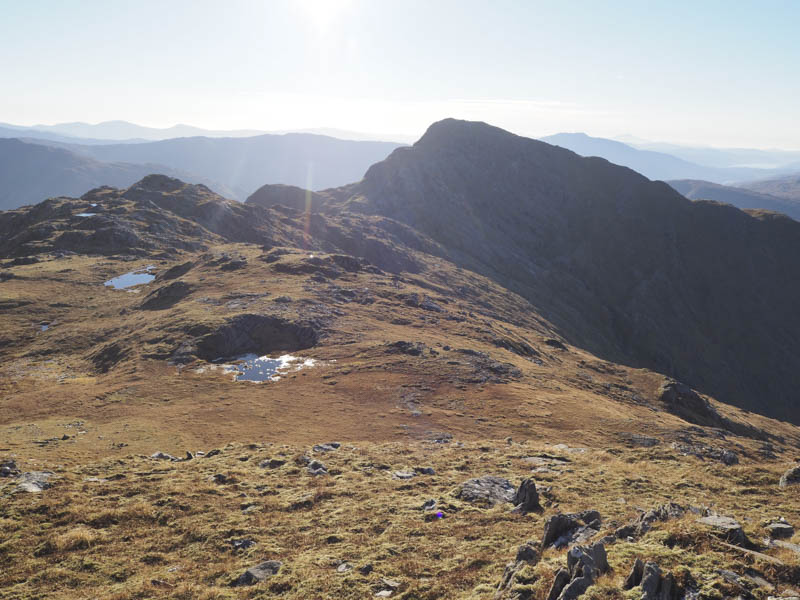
(90, 203), (98, 207)
(76, 213), (97, 217)
(40, 324), (49, 332)
(104, 266), (156, 290)
(198, 353), (318, 382)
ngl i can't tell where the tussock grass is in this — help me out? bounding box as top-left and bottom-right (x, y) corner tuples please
(2, 439), (798, 599)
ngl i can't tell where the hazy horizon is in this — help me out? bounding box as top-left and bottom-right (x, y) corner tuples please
(2, 0), (800, 150)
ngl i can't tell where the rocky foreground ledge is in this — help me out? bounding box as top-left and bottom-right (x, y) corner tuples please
(2, 439), (799, 599)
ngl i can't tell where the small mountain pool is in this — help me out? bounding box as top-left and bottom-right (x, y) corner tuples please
(218, 354), (318, 382)
(76, 213), (97, 217)
(104, 266), (156, 290)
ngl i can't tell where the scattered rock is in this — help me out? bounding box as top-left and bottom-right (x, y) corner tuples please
(623, 558), (644, 590)
(546, 568), (571, 600)
(779, 464), (800, 487)
(230, 539), (256, 551)
(386, 340), (427, 356)
(640, 562), (679, 600)
(765, 519), (794, 539)
(550, 444), (586, 454)
(16, 471), (53, 493)
(393, 471), (416, 480)
(696, 514), (749, 546)
(231, 560), (282, 586)
(545, 542), (610, 600)
(421, 499), (437, 511)
(615, 503), (686, 539)
(455, 476), (515, 506)
(413, 466), (435, 475)
(359, 563), (374, 575)
(337, 562), (353, 573)
(542, 512), (602, 549)
(672, 442), (738, 465)
(260, 458), (286, 469)
(544, 339), (567, 350)
(621, 433), (660, 448)
(307, 460), (328, 476)
(512, 478), (541, 514)
(204, 449), (221, 458)
(1, 459), (18, 478)
(426, 431), (453, 444)
(763, 537), (800, 557)
(151, 451), (176, 461)
(312, 442), (341, 453)
(496, 540), (541, 598)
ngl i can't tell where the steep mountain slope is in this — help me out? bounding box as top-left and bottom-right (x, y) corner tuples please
(332, 119), (800, 423)
(0, 138), (232, 210)
(668, 179), (800, 221)
(542, 132), (776, 183)
(739, 172), (800, 202)
(66, 134), (404, 199)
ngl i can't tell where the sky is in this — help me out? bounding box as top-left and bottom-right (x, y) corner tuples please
(1, 0), (799, 149)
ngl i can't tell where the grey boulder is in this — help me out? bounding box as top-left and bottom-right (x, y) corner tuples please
(231, 560), (282, 586)
(455, 476), (515, 506)
(16, 471), (53, 493)
(779, 464), (800, 487)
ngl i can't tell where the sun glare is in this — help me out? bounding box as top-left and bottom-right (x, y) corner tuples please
(296, 0), (353, 32)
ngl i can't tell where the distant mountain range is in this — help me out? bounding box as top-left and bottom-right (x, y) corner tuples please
(0, 138), (232, 211)
(540, 132), (794, 184)
(0, 133), (403, 209)
(60, 134), (403, 200)
(616, 135), (800, 169)
(739, 173), (800, 202)
(0, 120), (268, 142)
(667, 179), (800, 221)
(0, 120), (414, 144)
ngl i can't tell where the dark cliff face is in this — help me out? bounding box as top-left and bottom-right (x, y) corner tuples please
(342, 119), (800, 423)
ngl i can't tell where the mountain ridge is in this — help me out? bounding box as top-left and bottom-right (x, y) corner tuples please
(3, 119), (800, 426)
(329, 119), (800, 423)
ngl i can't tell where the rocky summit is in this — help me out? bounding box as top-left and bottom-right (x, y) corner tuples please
(1, 120), (799, 600)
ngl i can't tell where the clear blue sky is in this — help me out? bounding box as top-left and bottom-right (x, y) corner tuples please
(2, 0), (799, 148)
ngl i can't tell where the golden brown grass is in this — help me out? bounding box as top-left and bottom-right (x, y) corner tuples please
(2, 439), (798, 599)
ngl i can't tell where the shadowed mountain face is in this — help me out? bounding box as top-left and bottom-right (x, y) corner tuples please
(333, 119), (800, 422)
(668, 179), (800, 221)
